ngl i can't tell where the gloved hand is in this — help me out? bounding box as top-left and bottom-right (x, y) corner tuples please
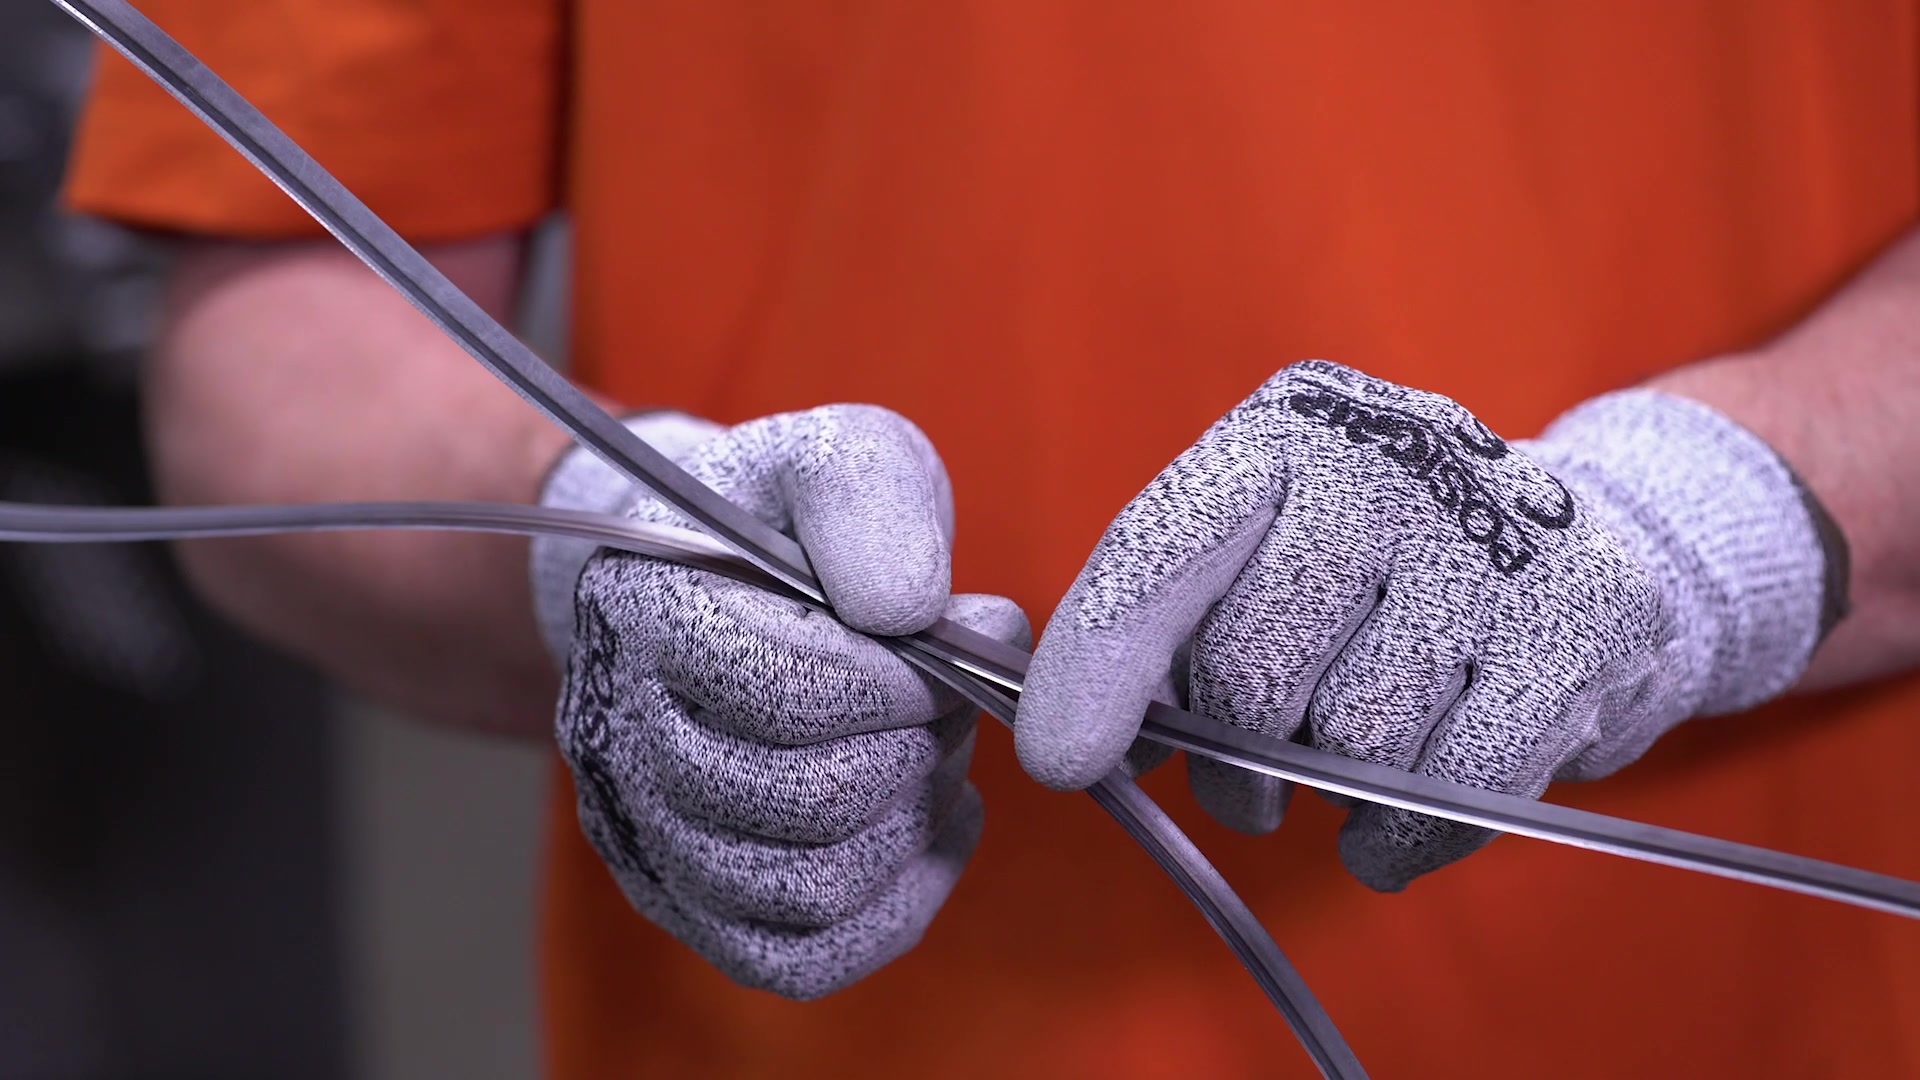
(1017, 360), (1842, 890)
(531, 406), (1030, 998)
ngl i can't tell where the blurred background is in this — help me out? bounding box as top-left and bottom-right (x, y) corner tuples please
(0, 5), (556, 1077)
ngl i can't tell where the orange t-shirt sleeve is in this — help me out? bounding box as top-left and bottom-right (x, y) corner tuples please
(64, 0), (565, 240)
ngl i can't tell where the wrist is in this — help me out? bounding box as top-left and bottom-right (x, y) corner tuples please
(1520, 390), (1831, 716)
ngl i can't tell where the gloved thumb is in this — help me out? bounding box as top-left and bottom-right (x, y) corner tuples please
(781, 405), (956, 636)
(942, 593), (1034, 652)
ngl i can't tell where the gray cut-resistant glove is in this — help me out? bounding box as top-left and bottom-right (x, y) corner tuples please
(531, 406), (1031, 999)
(1017, 360), (1841, 891)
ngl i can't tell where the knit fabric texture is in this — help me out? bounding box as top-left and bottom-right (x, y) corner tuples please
(532, 410), (723, 660)
(1017, 361), (1827, 891)
(538, 405), (1030, 998)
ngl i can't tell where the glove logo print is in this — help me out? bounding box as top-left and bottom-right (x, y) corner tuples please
(562, 595), (661, 887)
(1454, 408), (1579, 529)
(1513, 473), (1576, 530)
(1454, 417), (1509, 460)
(1284, 381), (1571, 575)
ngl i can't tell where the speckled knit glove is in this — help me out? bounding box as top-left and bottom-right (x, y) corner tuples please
(533, 406), (1031, 998)
(1017, 360), (1837, 891)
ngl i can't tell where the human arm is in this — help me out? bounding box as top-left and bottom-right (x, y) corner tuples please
(154, 229), (1036, 992)
(148, 234), (573, 735)
(151, 234), (1027, 994)
(71, 0), (1013, 994)
(1653, 225), (1920, 691)
(60, 0), (570, 732)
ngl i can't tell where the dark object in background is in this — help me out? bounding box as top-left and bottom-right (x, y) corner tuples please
(0, 378), (346, 1080)
(0, 4), (348, 1078)
(0, 2), (157, 383)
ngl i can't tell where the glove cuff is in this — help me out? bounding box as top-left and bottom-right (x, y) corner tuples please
(529, 410), (724, 662)
(1522, 389), (1833, 716)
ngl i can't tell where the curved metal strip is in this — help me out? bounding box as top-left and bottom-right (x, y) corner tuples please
(5, 499), (1917, 922)
(49, 0), (821, 603)
(1137, 704), (1920, 919)
(0, 496), (1364, 1077)
(40, 0), (1920, 1071)
(44, 2), (1364, 1060)
(904, 664), (1368, 1080)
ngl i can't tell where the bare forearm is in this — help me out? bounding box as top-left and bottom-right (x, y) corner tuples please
(150, 234), (575, 734)
(1653, 227), (1920, 691)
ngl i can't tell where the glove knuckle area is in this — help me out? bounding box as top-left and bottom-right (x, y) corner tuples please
(655, 708), (976, 845)
(1308, 553), (1484, 769)
(651, 791), (982, 1000)
(1187, 524), (1385, 736)
(1266, 359), (1487, 433)
(645, 572), (951, 744)
(1267, 359), (1385, 396)
(555, 665), (980, 986)
(1262, 361), (1577, 583)
(1337, 665), (1577, 890)
(651, 762), (978, 931)
(1494, 540), (1664, 673)
(1068, 430), (1285, 633)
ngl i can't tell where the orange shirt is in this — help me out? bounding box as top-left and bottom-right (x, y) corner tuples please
(70, 3), (1920, 1076)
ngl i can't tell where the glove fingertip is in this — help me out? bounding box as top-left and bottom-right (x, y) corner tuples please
(790, 407), (956, 637)
(1340, 854), (1415, 894)
(1017, 625), (1165, 790)
(1336, 811), (1444, 894)
(1013, 698), (1133, 791)
(1122, 737), (1176, 778)
(805, 508), (952, 636)
(1187, 755), (1289, 835)
(832, 576), (950, 637)
(945, 593), (1034, 650)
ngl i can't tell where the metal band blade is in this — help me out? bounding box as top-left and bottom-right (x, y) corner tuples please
(50, 0), (824, 604)
(41, 6), (1367, 1060)
(909, 665), (1368, 1080)
(42, 0), (1920, 1070)
(1137, 704), (1920, 918)
(5, 499), (1916, 923)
